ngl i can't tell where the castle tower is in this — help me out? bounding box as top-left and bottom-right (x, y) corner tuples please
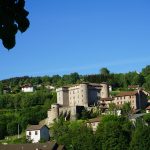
(80, 83), (88, 107)
(56, 87), (69, 106)
(47, 104), (59, 125)
(100, 82), (109, 98)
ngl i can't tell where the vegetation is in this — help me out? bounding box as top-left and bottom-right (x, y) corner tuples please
(0, 65), (150, 92)
(0, 90), (56, 140)
(52, 114), (150, 150)
(0, 65), (150, 145)
(0, 0), (29, 49)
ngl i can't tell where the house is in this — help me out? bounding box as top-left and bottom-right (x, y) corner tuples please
(0, 142), (66, 150)
(3, 87), (11, 94)
(146, 105), (150, 113)
(21, 84), (34, 92)
(45, 85), (55, 90)
(26, 125), (50, 143)
(86, 117), (100, 132)
(128, 85), (139, 90)
(113, 90), (148, 110)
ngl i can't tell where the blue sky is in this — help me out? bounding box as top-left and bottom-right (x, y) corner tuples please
(0, 0), (150, 80)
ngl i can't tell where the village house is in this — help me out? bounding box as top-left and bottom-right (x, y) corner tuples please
(113, 90), (148, 110)
(26, 125), (50, 143)
(86, 117), (100, 132)
(128, 85), (139, 90)
(146, 105), (150, 113)
(21, 84), (34, 92)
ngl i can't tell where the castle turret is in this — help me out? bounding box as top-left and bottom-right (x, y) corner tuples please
(56, 87), (69, 106)
(80, 83), (88, 107)
(100, 82), (109, 98)
(47, 104), (59, 125)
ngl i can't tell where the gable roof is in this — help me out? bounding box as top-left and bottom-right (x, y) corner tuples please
(116, 91), (138, 97)
(128, 85), (139, 89)
(26, 125), (48, 131)
(87, 117), (100, 123)
(101, 97), (114, 101)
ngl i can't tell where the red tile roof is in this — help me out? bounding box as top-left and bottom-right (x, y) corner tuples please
(116, 91), (138, 97)
(101, 97), (114, 101)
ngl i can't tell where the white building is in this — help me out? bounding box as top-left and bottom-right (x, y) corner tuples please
(21, 85), (34, 92)
(26, 125), (50, 143)
(86, 117), (100, 132)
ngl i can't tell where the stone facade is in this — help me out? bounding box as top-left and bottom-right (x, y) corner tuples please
(114, 90), (147, 109)
(47, 82), (109, 125)
(56, 83), (102, 107)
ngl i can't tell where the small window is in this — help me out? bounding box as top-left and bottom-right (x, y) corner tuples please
(35, 131), (38, 135)
(29, 131), (31, 135)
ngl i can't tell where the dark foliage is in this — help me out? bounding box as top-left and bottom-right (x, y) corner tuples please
(0, 0), (29, 49)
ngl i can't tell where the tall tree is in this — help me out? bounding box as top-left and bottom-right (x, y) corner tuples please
(100, 68), (110, 76)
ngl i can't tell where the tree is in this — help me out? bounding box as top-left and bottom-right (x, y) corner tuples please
(0, 0), (29, 49)
(143, 113), (150, 125)
(100, 68), (110, 76)
(141, 65), (150, 77)
(122, 102), (131, 117)
(0, 122), (6, 139)
(95, 115), (131, 150)
(143, 75), (150, 91)
(7, 121), (18, 135)
(130, 125), (150, 150)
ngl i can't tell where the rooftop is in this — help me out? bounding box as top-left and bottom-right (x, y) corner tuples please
(87, 117), (100, 123)
(116, 91), (138, 97)
(26, 125), (48, 131)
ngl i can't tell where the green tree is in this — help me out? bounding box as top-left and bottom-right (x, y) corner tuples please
(7, 121), (18, 135)
(143, 113), (150, 125)
(100, 68), (110, 76)
(122, 102), (131, 117)
(141, 65), (150, 77)
(130, 125), (150, 150)
(0, 0), (29, 49)
(95, 115), (131, 150)
(0, 122), (6, 139)
(143, 75), (150, 91)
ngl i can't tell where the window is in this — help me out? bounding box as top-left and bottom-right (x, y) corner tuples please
(35, 131), (38, 135)
(29, 131), (31, 135)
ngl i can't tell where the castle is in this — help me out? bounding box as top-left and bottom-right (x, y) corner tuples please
(46, 82), (109, 125)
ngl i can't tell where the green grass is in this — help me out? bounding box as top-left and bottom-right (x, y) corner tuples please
(0, 132), (26, 144)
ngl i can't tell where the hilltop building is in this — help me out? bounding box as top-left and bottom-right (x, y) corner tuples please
(47, 82), (110, 125)
(114, 90), (147, 110)
(46, 82), (148, 125)
(21, 84), (34, 92)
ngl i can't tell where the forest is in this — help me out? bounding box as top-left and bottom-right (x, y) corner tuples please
(51, 114), (150, 150)
(0, 65), (150, 92)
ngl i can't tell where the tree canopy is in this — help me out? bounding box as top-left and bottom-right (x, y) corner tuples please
(0, 0), (29, 49)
